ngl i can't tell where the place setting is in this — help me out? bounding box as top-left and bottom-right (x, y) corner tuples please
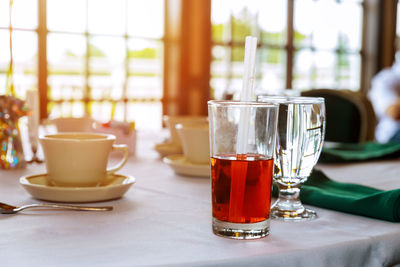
(153, 115), (208, 158)
(163, 120), (210, 178)
(20, 132), (136, 203)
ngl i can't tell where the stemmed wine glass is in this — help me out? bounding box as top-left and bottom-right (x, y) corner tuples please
(258, 96), (325, 221)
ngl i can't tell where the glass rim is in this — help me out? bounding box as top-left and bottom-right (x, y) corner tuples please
(257, 95), (325, 104)
(207, 100), (279, 108)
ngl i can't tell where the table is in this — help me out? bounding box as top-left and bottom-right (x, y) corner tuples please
(1, 131), (400, 267)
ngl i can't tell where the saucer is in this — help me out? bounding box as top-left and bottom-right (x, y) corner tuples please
(153, 142), (182, 157)
(163, 154), (210, 177)
(20, 173), (136, 203)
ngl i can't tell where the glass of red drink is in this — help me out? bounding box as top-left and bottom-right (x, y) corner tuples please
(208, 100), (278, 239)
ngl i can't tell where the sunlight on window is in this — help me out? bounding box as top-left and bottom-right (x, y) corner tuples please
(47, 33), (85, 103)
(0, 2), (9, 28)
(294, 0), (362, 90)
(88, 0), (126, 35)
(0, 0), (164, 129)
(47, 0), (86, 33)
(46, 0), (165, 129)
(89, 36), (125, 101)
(211, 0), (363, 97)
(10, 0), (37, 30)
(0, 30), (37, 97)
(127, 0), (164, 38)
(211, 0), (288, 98)
(295, 0), (362, 50)
(127, 39), (163, 99)
(0, 30), (10, 94)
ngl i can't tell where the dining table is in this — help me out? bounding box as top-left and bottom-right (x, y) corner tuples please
(0, 130), (400, 267)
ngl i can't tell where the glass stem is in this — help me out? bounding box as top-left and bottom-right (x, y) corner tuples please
(276, 182), (302, 204)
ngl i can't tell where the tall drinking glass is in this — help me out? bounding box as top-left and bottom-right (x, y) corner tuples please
(208, 100), (278, 239)
(258, 96), (326, 221)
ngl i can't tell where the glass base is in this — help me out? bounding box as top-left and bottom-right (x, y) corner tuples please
(212, 218), (270, 239)
(271, 201), (317, 221)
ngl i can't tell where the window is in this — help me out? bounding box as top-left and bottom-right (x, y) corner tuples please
(0, 0), (38, 98)
(211, 0), (364, 99)
(1, 0), (375, 123)
(1, 0), (164, 129)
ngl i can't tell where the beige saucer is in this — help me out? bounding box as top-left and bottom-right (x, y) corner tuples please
(153, 143), (182, 158)
(163, 154), (210, 177)
(20, 173), (135, 203)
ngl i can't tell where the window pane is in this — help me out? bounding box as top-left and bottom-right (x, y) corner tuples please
(259, 0), (287, 45)
(210, 46), (231, 98)
(211, 0), (289, 99)
(88, 0), (125, 35)
(293, 49), (313, 89)
(127, 39), (163, 99)
(11, 0), (38, 29)
(48, 33), (86, 74)
(90, 101), (113, 122)
(257, 48), (286, 93)
(61, 102), (73, 117)
(210, 77), (228, 99)
(230, 46), (245, 93)
(337, 2), (362, 51)
(111, 102), (126, 121)
(0, 1), (9, 28)
(127, 0), (164, 38)
(0, 30), (37, 96)
(48, 33), (86, 102)
(71, 101), (85, 117)
(48, 102), (60, 118)
(337, 53), (360, 90)
(231, 5), (258, 43)
(12, 31), (38, 95)
(48, 101), (85, 118)
(295, 0), (362, 50)
(48, 0), (86, 33)
(0, 30), (10, 95)
(295, 0), (336, 49)
(126, 102), (162, 129)
(294, 49), (348, 90)
(89, 36), (125, 101)
(313, 51), (336, 88)
(211, 0), (232, 43)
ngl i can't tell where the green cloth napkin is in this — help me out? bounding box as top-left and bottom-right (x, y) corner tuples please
(272, 169), (400, 222)
(319, 142), (400, 163)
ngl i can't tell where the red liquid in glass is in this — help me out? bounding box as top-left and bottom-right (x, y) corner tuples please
(211, 154), (274, 224)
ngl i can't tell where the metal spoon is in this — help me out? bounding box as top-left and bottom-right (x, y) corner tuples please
(0, 202), (113, 214)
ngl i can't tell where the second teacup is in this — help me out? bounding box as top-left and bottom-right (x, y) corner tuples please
(163, 115), (208, 149)
(176, 122), (210, 165)
(40, 132), (129, 187)
(49, 117), (95, 132)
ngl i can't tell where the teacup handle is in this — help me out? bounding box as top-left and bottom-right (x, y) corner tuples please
(106, 144), (129, 175)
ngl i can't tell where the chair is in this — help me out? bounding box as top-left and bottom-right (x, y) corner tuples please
(301, 89), (377, 143)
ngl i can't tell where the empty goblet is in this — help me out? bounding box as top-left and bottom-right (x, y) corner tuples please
(258, 96), (325, 221)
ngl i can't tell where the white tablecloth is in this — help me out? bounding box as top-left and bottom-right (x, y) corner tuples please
(1, 131), (400, 267)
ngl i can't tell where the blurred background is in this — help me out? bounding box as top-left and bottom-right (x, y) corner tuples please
(0, 0), (395, 130)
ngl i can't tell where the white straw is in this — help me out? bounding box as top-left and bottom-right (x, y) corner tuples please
(236, 36), (257, 155)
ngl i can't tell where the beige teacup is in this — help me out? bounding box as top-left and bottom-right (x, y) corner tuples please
(40, 133), (129, 187)
(163, 115), (208, 149)
(176, 122), (210, 165)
